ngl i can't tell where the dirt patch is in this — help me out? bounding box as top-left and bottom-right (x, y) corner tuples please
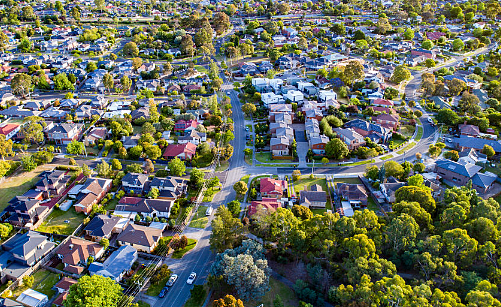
(268, 258), (308, 284)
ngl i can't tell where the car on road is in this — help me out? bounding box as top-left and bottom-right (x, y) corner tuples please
(32, 93), (39, 97)
(187, 272), (197, 285)
(206, 207), (213, 216)
(446, 138), (452, 143)
(159, 287), (169, 298)
(427, 118), (433, 123)
(166, 274), (178, 287)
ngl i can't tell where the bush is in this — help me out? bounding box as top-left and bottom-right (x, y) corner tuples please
(150, 264), (171, 285)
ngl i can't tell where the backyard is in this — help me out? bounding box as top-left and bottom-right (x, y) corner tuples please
(243, 277), (299, 307)
(294, 176), (332, 214)
(37, 207), (85, 235)
(188, 206), (209, 229)
(0, 164), (54, 211)
(13, 269), (59, 299)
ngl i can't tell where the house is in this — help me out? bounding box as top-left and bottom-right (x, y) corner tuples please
(1, 197), (49, 228)
(0, 231), (55, 282)
(372, 98), (394, 108)
(411, 48), (436, 59)
(0, 298), (23, 307)
(162, 142), (197, 160)
(117, 224), (163, 253)
(334, 128), (366, 150)
(344, 119), (392, 143)
(0, 123), (20, 140)
(459, 123), (480, 137)
(52, 278), (77, 307)
(178, 130), (206, 145)
(56, 237), (104, 275)
(148, 177), (187, 200)
(261, 92), (284, 106)
(84, 127), (108, 146)
(309, 135), (329, 155)
(380, 177), (406, 203)
(337, 183), (368, 209)
(318, 90), (337, 102)
(84, 214), (125, 242)
(74, 178), (112, 215)
(458, 148), (488, 165)
(299, 185), (327, 208)
(45, 123), (84, 145)
(270, 136), (290, 156)
(121, 135), (140, 149)
(122, 173), (149, 194)
(260, 178), (287, 199)
(305, 118), (320, 138)
(434, 159), (497, 193)
(115, 197), (174, 219)
(174, 120), (199, 134)
(374, 114), (400, 130)
(88, 245), (137, 282)
(247, 198), (281, 217)
(453, 136), (501, 153)
(35, 170), (70, 198)
(16, 289), (48, 307)
(283, 90), (304, 103)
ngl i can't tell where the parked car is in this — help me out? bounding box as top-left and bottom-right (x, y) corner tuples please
(187, 272), (197, 285)
(206, 207), (213, 216)
(166, 274), (178, 287)
(159, 287), (169, 298)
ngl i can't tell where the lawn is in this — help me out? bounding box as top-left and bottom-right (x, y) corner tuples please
(104, 198), (119, 212)
(0, 164), (53, 211)
(13, 269), (59, 299)
(494, 194), (501, 206)
(415, 127), (424, 141)
(244, 277), (300, 307)
(215, 161), (229, 172)
(294, 176), (328, 196)
(367, 198), (380, 212)
(240, 174), (250, 185)
(37, 208), (86, 235)
(332, 178), (361, 184)
(400, 125), (416, 138)
(380, 154), (394, 160)
(136, 301), (150, 307)
(146, 274), (170, 297)
(255, 152), (274, 163)
(189, 206), (209, 229)
(397, 142), (416, 154)
(172, 238), (198, 259)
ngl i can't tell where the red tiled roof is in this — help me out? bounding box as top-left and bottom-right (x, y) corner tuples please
(0, 123), (19, 135)
(248, 198), (281, 216)
(55, 277), (77, 292)
(373, 98), (394, 106)
(260, 178), (287, 195)
(163, 142), (197, 159)
(119, 197), (143, 205)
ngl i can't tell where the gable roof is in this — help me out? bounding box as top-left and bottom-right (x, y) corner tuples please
(88, 245), (137, 280)
(84, 215), (122, 238)
(435, 159), (482, 178)
(162, 142), (197, 158)
(260, 178), (287, 195)
(117, 224), (162, 248)
(248, 198), (280, 217)
(57, 237), (103, 266)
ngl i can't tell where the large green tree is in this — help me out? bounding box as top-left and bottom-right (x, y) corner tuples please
(64, 275), (122, 307)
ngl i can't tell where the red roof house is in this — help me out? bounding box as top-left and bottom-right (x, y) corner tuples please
(260, 178), (288, 199)
(163, 142), (197, 160)
(0, 123), (20, 140)
(372, 98), (394, 108)
(248, 198), (281, 217)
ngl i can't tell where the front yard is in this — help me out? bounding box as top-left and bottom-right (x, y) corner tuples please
(37, 208), (85, 235)
(256, 152), (293, 163)
(294, 176), (332, 214)
(172, 238), (198, 259)
(0, 164), (54, 211)
(12, 269), (59, 299)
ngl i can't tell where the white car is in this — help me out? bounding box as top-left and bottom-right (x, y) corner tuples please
(187, 272), (197, 285)
(166, 274), (178, 287)
(427, 118), (433, 123)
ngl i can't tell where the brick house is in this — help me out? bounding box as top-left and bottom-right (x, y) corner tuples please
(162, 142), (197, 160)
(74, 178), (112, 214)
(374, 114), (400, 130)
(309, 135), (329, 155)
(334, 128), (366, 150)
(260, 178), (287, 199)
(45, 123), (84, 145)
(0, 123), (20, 140)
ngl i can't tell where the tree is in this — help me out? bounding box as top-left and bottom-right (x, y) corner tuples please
(442, 228), (478, 266)
(390, 65), (411, 84)
(149, 100), (160, 123)
(168, 158), (186, 176)
(11, 73), (31, 98)
(0, 135), (13, 160)
(18, 38), (32, 52)
(148, 187), (160, 199)
(292, 205), (313, 220)
(190, 168), (205, 189)
(22, 155), (36, 171)
(403, 28), (414, 40)
(227, 200), (241, 217)
(421, 40), (434, 50)
(292, 170), (301, 181)
(395, 185), (436, 214)
(103, 73), (114, 93)
(341, 61), (364, 86)
(213, 295), (244, 307)
(94, 0), (105, 12)
(0, 31), (9, 51)
(23, 275), (34, 288)
(298, 37), (308, 50)
(144, 159), (155, 174)
(53, 73), (75, 91)
(459, 92), (481, 114)
(86, 61), (97, 73)
(67, 140), (85, 155)
(0, 223), (12, 239)
(277, 2), (290, 14)
(233, 181), (248, 195)
(111, 159), (122, 170)
(384, 161), (404, 179)
(120, 75), (131, 94)
(325, 139), (349, 160)
(144, 145), (161, 160)
(180, 35), (195, 56)
(437, 109), (460, 125)
(482, 144), (495, 158)
(82, 164), (92, 177)
(21, 116), (45, 144)
(123, 42), (139, 57)
(242, 103), (257, 117)
(99, 238), (109, 249)
(132, 57), (143, 71)
(210, 206), (245, 253)
(448, 78), (467, 96)
(424, 59), (436, 68)
(64, 275), (122, 307)
(385, 213), (420, 253)
(376, 17), (392, 34)
(96, 161), (111, 178)
(452, 38), (465, 51)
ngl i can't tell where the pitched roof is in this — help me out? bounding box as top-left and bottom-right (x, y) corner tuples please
(117, 224), (162, 248)
(0, 123), (19, 135)
(88, 245), (137, 280)
(84, 215), (122, 238)
(122, 173), (148, 187)
(54, 277), (77, 292)
(57, 237), (103, 266)
(454, 136), (501, 152)
(248, 198), (281, 216)
(435, 159), (482, 178)
(260, 178), (287, 195)
(162, 142), (197, 158)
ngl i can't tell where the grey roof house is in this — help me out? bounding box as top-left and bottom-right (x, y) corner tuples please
(88, 245), (137, 282)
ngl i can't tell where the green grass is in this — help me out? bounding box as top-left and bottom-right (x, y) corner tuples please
(494, 194), (501, 206)
(343, 159), (375, 167)
(13, 269), (59, 299)
(172, 238), (198, 259)
(255, 152), (274, 163)
(367, 198), (379, 212)
(136, 301), (150, 307)
(332, 178), (361, 184)
(189, 206), (209, 229)
(294, 176), (328, 197)
(202, 188), (219, 202)
(194, 65), (208, 74)
(380, 154), (394, 160)
(37, 208), (86, 235)
(244, 277), (300, 307)
(415, 126), (424, 141)
(104, 198), (119, 211)
(244, 155), (252, 165)
(240, 174), (250, 185)
(215, 161), (229, 172)
(146, 274), (170, 297)
(400, 125), (416, 138)
(256, 164), (299, 167)
(397, 142), (416, 154)
(0, 164), (53, 211)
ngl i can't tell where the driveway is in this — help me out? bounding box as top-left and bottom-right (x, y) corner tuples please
(297, 142), (309, 167)
(295, 130), (306, 142)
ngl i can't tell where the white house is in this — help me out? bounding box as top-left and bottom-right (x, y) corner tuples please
(261, 92), (284, 106)
(319, 90), (338, 102)
(284, 90), (304, 102)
